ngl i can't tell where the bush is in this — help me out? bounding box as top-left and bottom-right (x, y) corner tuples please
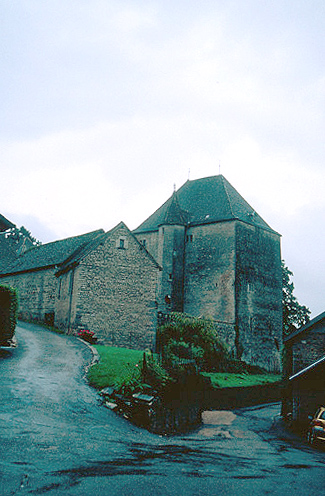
(157, 313), (231, 372)
(0, 285), (18, 346)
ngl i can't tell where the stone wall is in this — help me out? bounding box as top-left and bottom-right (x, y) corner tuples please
(0, 269), (58, 324)
(235, 222), (282, 372)
(56, 224), (160, 350)
(290, 321), (325, 375)
(184, 222), (236, 321)
(183, 222), (237, 350)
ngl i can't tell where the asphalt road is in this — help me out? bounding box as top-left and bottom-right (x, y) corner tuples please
(0, 322), (324, 496)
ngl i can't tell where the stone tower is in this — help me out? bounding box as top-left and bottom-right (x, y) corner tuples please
(134, 175), (283, 372)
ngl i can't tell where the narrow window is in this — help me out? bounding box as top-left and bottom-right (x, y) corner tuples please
(119, 238), (125, 249)
(168, 273), (173, 281)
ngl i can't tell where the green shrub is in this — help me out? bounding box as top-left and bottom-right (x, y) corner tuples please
(158, 313), (232, 372)
(0, 285), (18, 346)
(142, 352), (174, 391)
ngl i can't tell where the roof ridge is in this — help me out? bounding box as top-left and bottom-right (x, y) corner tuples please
(220, 175), (235, 218)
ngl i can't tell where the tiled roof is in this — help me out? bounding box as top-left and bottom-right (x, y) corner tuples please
(0, 230), (104, 276)
(133, 175), (277, 234)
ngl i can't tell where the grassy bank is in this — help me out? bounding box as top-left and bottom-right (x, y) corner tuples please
(202, 372), (282, 388)
(87, 345), (143, 389)
(87, 344), (282, 390)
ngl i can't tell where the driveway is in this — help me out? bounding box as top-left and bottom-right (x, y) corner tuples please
(0, 322), (324, 495)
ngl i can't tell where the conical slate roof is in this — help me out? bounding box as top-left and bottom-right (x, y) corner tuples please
(134, 175), (276, 233)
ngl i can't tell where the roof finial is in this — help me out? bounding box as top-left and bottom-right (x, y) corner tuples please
(173, 183), (176, 192)
(219, 161), (221, 175)
(188, 168), (190, 180)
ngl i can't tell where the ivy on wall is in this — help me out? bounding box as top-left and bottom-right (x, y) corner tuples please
(0, 285), (18, 345)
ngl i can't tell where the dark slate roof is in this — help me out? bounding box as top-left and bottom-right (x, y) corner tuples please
(0, 229), (104, 276)
(162, 191), (188, 226)
(0, 214), (15, 232)
(284, 311), (325, 344)
(0, 234), (19, 272)
(133, 175), (277, 234)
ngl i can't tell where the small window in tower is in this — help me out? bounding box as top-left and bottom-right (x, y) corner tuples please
(168, 273), (173, 281)
(186, 235), (193, 243)
(141, 239), (146, 248)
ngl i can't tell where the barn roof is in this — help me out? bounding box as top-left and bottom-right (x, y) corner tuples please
(133, 175), (277, 234)
(0, 230), (104, 276)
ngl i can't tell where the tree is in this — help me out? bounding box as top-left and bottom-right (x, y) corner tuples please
(5, 226), (41, 247)
(282, 260), (311, 337)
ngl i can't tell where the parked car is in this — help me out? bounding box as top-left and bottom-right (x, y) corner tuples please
(307, 407), (325, 445)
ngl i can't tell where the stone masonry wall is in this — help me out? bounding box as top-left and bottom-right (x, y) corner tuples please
(183, 222), (237, 350)
(0, 269), (58, 324)
(235, 222), (282, 372)
(63, 224), (159, 350)
(291, 322), (325, 375)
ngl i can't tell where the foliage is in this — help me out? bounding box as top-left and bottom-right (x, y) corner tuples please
(202, 372), (282, 388)
(87, 345), (143, 390)
(142, 352), (174, 391)
(157, 313), (233, 372)
(5, 226), (41, 246)
(77, 329), (97, 344)
(282, 260), (311, 337)
(0, 285), (18, 345)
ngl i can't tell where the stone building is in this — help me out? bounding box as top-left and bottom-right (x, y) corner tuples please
(133, 175), (283, 371)
(0, 223), (160, 350)
(284, 311), (325, 376)
(287, 356), (325, 427)
(0, 175), (283, 370)
(282, 312), (325, 424)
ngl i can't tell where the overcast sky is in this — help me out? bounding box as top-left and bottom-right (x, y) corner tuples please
(1, 1), (325, 317)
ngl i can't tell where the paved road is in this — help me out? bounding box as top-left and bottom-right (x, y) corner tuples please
(0, 323), (324, 496)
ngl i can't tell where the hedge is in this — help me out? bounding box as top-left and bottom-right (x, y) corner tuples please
(0, 285), (18, 345)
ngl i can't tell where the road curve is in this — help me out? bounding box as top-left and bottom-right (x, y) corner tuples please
(0, 322), (324, 496)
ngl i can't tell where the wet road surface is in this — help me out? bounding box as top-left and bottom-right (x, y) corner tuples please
(0, 322), (324, 495)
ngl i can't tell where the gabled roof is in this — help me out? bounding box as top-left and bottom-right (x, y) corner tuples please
(284, 310), (325, 344)
(0, 214), (15, 232)
(0, 230), (104, 276)
(133, 175), (277, 234)
(56, 222), (162, 276)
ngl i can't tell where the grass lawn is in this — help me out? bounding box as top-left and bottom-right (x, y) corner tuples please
(87, 345), (143, 389)
(202, 372), (282, 388)
(86, 344), (282, 391)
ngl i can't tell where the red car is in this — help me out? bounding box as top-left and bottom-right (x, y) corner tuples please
(307, 407), (325, 445)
